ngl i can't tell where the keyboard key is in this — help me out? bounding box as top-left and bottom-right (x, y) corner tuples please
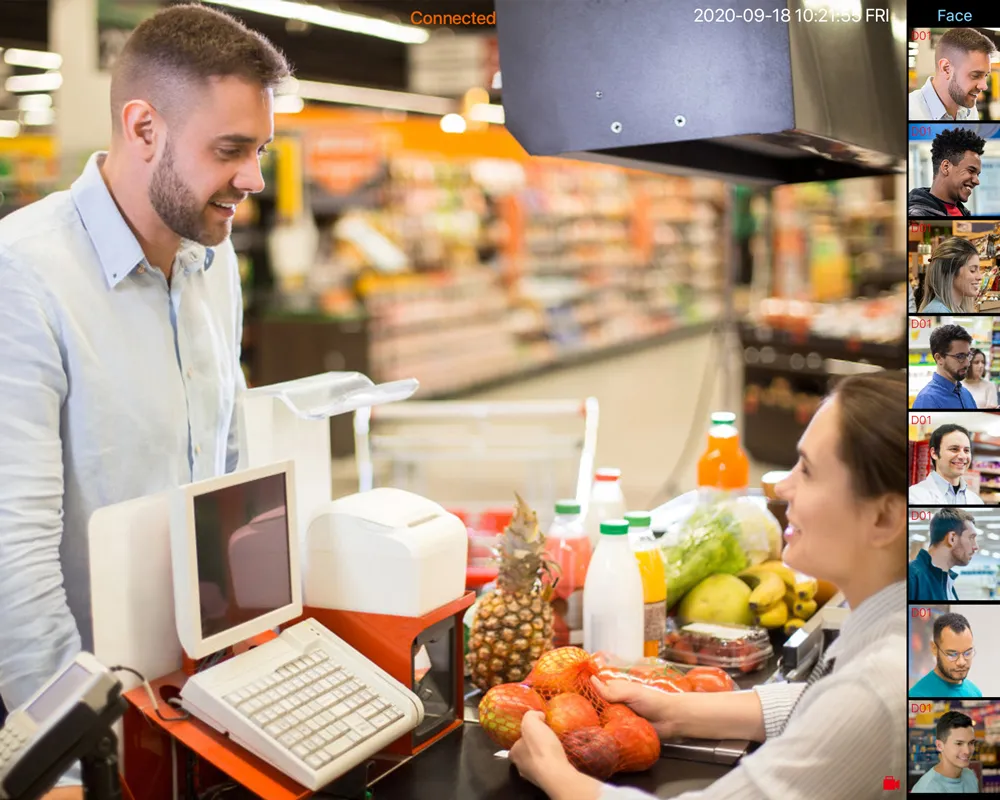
(331, 688), (346, 701)
(307, 718), (323, 732)
(291, 677), (307, 690)
(330, 702), (351, 719)
(316, 678), (334, 692)
(292, 708), (311, 723)
(264, 722), (284, 738)
(346, 731), (361, 744)
(319, 727), (338, 744)
(316, 711), (334, 726)
(323, 737), (353, 760)
(305, 734), (325, 751)
(319, 695), (339, 711)
(306, 700), (324, 715)
(334, 721), (350, 735)
(369, 713), (392, 729)
(358, 703), (380, 720)
(225, 691), (243, 706)
(313, 651), (329, 663)
(346, 696), (363, 710)
(372, 699), (388, 712)
(343, 714), (376, 739)
(292, 743), (311, 759)
(278, 730), (301, 748)
(358, 690), (375, 702)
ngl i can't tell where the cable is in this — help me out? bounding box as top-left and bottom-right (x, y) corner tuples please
(109, 665), (191, 723)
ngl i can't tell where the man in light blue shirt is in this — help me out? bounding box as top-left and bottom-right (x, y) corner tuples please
(908, 28), (993, 121)
(910, 613), (983, 698)
(910, 425), (985, 505)
(912, 323), (977, 410)
(912, 711), (981, 793)
(0, 6), (288, 795)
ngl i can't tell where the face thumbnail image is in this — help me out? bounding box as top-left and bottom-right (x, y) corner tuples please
(908, 123), (1000, 218)
(909, 27), (999, 122)
(908, 605), (996, 698)
(908, 507), (999, 602)
(907, 700), (997, 793)
(909, 412), (1000, 504)
(909, 316), (998, 410)
(908, 219), (1000, 314)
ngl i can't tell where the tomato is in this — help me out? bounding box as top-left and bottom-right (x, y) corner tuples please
(627, 664), (659, 681)
(669, 640), (698, 665)
(686, 667), (736, 693)
(649, 676), (693, 693)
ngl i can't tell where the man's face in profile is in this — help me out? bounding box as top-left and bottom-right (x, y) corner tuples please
(937, 725), (975, 773)
(942, 151), (982, 204)
(950, 522), (979, 566)
(933, 625), (975, 683)
(947, 50), (991, 109)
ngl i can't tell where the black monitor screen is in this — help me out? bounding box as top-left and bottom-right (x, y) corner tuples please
(192, 472), (292, 639)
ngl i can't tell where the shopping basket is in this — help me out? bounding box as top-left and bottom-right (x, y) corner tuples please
(354, 398), (599, 588)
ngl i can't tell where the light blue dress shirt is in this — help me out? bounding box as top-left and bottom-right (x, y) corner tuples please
(909, 77), (979, 121)
(0, 153), (245, 720)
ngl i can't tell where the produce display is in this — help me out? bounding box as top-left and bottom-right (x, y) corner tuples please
(466, 495), (557, 691)
(478, 646), (662, 779)
(662, 624), (773, 673)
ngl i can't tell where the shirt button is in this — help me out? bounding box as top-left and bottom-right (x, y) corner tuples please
(137, 266), (146, 274)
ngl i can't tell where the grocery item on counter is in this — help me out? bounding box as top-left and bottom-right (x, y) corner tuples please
(583, 520), (645, 661)
(662, 623), (773, 674)
(733, 560), (821, 628)
(466, 494), (556, 691)
(725, 495), (784, 563)
(584, 468), (628, 549)
(696, 412), (750, 492)
(591, 652), (739, 692)
(546, 500), (592, 648)
(677, 573), (754, 627)
(478, 646), (662, 779)
(625, 511), (668, 658)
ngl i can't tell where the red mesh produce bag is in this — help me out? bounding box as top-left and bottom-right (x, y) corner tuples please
(525, 646), (606, 714)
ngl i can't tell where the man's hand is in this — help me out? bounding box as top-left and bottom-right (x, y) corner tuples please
(592, 676), (678, 739)
(508, 712), (602, 800)
(41, 788), (83, 800)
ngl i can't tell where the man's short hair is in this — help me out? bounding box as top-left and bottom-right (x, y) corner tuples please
(932, 128), (987, 175)
(937, 27), (996, 61)
(930, 324), (973, 358)
(930, 508), (976, 546)
(111, 3), (291, 131)
(936, 710), (975, 743)
(934, 612), (972, 643)
(929, 423), (972, 469)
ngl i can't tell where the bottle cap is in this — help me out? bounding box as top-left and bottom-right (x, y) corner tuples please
(624, 511), (652, 528)
(555, 500), (582, 515)
(710, 412), (737, 425)
(594, 467), (622, 482)
(600, 520), (630, 536)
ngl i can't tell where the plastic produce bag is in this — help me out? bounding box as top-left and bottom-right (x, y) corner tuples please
(591, 651), (738, 693)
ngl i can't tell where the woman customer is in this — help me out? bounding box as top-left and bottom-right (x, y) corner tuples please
(919, 237), (981, 313)
(964, 348), (998, 409)
(510, 372), (907, 800)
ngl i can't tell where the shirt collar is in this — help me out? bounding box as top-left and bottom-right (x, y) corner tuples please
(70, 151), (216, 289)
(931, 371), (961, 392)
(921, 77), (971, 120)
(916, 547), (959, 580)
(929, 469), (967, 496)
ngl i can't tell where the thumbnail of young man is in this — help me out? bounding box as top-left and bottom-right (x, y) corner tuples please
(911, 711), (980, 793)
(908, 128), (985, 217)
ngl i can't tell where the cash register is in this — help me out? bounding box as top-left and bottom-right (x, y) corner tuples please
(169, 460), (425, 791)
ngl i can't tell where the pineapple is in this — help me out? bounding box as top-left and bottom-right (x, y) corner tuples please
(467, 493), (556, 691)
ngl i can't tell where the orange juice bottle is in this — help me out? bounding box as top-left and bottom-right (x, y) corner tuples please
(625, 512), (667, 657)
(697, 412), (750, 491)
(545, 500), (592, 647)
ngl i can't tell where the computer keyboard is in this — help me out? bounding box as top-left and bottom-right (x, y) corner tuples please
(181, 619), (423, 790)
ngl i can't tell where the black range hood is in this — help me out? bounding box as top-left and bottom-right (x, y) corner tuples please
(495, 0), (907, 184)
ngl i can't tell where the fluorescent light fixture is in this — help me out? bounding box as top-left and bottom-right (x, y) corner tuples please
(468, 103), (505, 124)
(911, 534), (927, 542)
(994, 552), (1000, 559)
(987, 524), (1000, 530)
(3, 48), (62, 70)
(440, 113), (466, 134)
(0, 120), (20, 138)
(22, 108), (54, 127)
(17, 94), (53, 111)
(273, 94), (304, 114)
(989, 533), (1000, 540)
(5, 73), (62, 93)
(203, 0), (429, 44)
(294, 79), (454, 115)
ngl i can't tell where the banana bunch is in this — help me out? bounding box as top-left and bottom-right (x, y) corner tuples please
(737, 561), (819, 635)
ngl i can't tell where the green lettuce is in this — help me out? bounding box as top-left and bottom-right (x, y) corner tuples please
(662, 504), (749, 608)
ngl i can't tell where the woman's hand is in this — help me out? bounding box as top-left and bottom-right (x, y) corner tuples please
(508, 711), (602, 800)
(591, 677), (679, 739)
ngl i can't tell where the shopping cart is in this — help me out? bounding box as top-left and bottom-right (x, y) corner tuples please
(354, 398), (600, 589)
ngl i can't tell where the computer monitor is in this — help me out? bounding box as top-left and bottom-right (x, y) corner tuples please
(170, 460), (302, 660)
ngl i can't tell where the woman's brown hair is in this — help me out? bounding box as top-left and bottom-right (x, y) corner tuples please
(829, 372), (907, 499)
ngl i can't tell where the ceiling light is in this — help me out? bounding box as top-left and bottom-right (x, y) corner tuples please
(468, 103), (505, 124)
(989, 533), (1000, 540)
(440, 113), (466, 134)
(993, 552), (1000, 559)
(5, 73), (62, 93)
(273, 94), (304, 114)
(203, 0), (429, 44)
(22, 108), (54, 127)
(294, 79), (454, 115)
(17, 94), (53, 111)
(3, 48), (62, 70)
(911, 534), (927, 542)
(0, 120), (20, 138)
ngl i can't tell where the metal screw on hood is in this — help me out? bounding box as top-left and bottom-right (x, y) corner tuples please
(674, 115), (686, 127)
(611, 121), (622, 133)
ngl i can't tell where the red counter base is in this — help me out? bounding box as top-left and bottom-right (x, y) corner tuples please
(122, 592), (475, 799)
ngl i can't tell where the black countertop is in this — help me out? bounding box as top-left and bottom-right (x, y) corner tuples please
(369, 723), (732, 800)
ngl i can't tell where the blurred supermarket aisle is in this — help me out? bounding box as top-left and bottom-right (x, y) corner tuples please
(333, 328), (777, 511)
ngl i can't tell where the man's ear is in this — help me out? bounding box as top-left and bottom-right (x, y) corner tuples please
(120, 99), (159, 162)
(939, 57), (954, 79)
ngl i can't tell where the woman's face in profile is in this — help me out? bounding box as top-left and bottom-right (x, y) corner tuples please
(776, 398), (858, 584)
(952, 255), (981, 300)
(971, 354), (986, 380)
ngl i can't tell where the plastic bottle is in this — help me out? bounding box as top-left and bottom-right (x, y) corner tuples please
(625, 511), (667, 658)
(583, 520), (644, 661)
(584, 468), (627, 549)
(545, 500), (592, 647)
(696, 412), (750, 492)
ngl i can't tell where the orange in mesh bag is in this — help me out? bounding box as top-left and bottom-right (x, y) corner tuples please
(525, 646), (606, 714)
(559, 704), (660, 778)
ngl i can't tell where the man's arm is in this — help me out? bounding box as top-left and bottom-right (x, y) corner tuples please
(0, 254), (81, 780)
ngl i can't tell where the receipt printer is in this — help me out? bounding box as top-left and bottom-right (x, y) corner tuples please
(304, 488), (468, 617)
